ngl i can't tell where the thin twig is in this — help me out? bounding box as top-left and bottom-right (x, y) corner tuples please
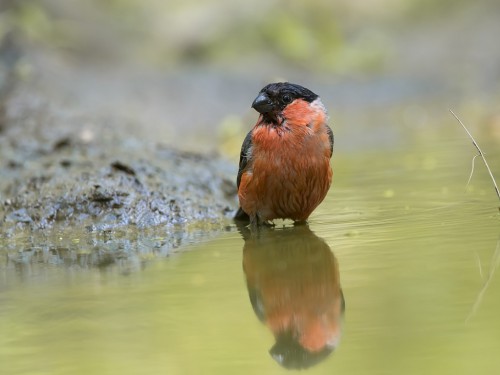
(450, 109), (500, 204)
(466, 154), (479, 191)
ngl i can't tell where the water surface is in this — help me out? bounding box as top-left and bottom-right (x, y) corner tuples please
(1, 138), (500, 374)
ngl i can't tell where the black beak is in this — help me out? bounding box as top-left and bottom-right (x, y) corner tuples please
(252, 92), (273, 114)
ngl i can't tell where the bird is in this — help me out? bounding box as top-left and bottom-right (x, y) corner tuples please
(235, 82), (333, 225)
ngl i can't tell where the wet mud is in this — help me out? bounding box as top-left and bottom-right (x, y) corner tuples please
(0, 38), (238, 268)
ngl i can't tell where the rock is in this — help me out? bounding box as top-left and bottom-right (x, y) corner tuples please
(0, 37), (239, 243)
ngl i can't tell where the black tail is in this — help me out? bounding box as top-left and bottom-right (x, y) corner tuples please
(234, 207), (250, 222)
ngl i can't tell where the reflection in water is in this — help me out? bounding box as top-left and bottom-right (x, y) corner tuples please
(241, 225), (344, 369)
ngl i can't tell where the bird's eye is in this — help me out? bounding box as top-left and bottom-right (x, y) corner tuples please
(282, 94), (292, 104)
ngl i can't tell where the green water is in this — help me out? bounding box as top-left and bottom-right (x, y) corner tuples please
(1, 138), (500, 374)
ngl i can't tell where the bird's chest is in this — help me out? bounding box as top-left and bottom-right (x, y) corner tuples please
(250, 127), (328, 186)
(241, 126), (332, 221)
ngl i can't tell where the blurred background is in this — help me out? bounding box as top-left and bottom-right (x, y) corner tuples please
(1, 0), (499, 155)
(1, 1), (500, 375)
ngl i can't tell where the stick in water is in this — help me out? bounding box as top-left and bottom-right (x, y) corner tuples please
(449, 109), (500, 205)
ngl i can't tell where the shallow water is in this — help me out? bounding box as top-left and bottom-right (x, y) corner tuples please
(1, 136), (500, 374)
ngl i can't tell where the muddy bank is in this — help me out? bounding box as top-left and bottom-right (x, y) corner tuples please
(0, 40), (238, 262)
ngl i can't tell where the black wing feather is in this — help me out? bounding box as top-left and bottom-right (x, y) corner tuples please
(326, 125), (334, 158)
(237, 130), (253, 189)
(234, 130), (253, 221)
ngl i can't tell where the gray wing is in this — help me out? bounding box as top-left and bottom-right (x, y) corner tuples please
(237, 130), (253, 189)
(326, 125), (334, 158)
(234, 130), (253, 221)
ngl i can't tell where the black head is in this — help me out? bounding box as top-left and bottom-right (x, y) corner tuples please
(269, 331), (333, 370)
(251, 82), (319, 115)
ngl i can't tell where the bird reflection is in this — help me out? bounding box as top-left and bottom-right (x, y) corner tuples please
(241, 225), (344, 369)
